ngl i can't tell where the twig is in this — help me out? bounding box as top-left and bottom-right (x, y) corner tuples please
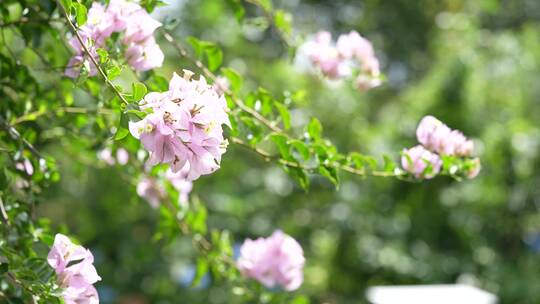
(0, 17), (63, 28)
(0, 197), (10, 227)
(0, 116), (44, 159)
(162, 30), (283, 133)
(231, 136), (404, 178)
(244, 0), (295, 47)
(56, 1), (129, 105)
(12, 107), (115, 125)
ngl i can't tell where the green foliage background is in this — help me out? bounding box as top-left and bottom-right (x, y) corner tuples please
(2, 0), (540, 303)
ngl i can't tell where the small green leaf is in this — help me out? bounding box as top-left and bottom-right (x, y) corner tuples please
(187, 37), (223, 71)
(274, 9), (292, 35)
(221, 67), (243, 92)
(319, 165), (339, 187)
(131, 82), (147, 102)
(383, 154), (397, 172)
(205, 44), (223, 72)
(114, 128), (129, 140)
(106, 65), (121, 80)
(269, 133), (291, 159)
(287, 167), (309, 190)
(96, 48), (109, 63)
(60, 0), (73, 11)
(0, 263), (8, 274)
(274, 102), (291, 129)
(291, 295), (310, 304)
(225, 0), (245, 22)
(73, 3), (88, 26)
(348, 152), (377, 170)
(307, 117), (322, 141)
(192, 258), (208, 287)
(255, 0), (273, 11)
(289, 140), (309, 160)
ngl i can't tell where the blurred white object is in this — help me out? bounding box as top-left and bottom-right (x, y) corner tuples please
(366, 284), (497, 304)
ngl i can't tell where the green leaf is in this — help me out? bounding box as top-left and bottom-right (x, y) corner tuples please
(274, 102), (291, 129)
(274, 9), (292, 35)
(131, 82), (147, 102)
(348, 152), (377, 171)
(106, 65), (121, 80)
(73, 3), (88, 26)
(269, 133), (291, 159)
(307, 117), (323, 141)
(255, 0), (273, 11)
(319, 165), (339, 187)
(221, 67), (243, 92)
(114, 128), (129, 140)
(289, 140), (310, 160)
(383, 154), (397, 172)
(226, 0), (245, 22)
(187, 37), (223, 71)
(148, 74), (169, 91)
(291, 295), (310, 304)
(287, 167), (309, 190)
(192, 258), (208, 287)
(205, 44), (223, 72)
(0, 263), (8, 274)
(96, 48), (109, 64)
(60, 0), (72, 11)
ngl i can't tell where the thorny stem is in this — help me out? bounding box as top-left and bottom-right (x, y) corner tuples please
(56, 1), (129, 105)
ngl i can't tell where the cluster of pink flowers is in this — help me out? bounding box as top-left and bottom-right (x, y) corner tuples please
(47, 234), (101, 304)
(137, 166), (192, 208)
(65, 0), (164, 78)
(402, 115), (480, 179)
(237, 230), (305, 291)
(97, 147), (129, 166)
(303, 31), (381, 91)
(129, 70), (230, 181)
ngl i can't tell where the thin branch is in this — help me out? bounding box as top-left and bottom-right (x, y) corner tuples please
(244, 0), (294, 47)
(231, 136), (404, 178)
(0, 116), (44, 159)
(0, 17), (63, 28)
(0, 197), (10, 227)
(56, 1), (129, 105)
(12, 107), (115, 125)
(162, 30), (283, 133)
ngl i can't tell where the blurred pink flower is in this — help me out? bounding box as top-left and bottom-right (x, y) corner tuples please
(97, 148), (116, 166)
(166, 166), (193, 206)
(125, 38), (164, 71)
(116, 148), (129, 165)
(136, 176), (166, 208)
(65, 0), (163, 78)
(15, 159), (34, 175)
(238, 230), (305, 291)
(401, 145), (442, 179)
(122, 10), (162, 45)
(47, 234), (101, 304)
(304, 31), (350, 79)
(416, 115), (475, 156)
(302, 30), (381, 90)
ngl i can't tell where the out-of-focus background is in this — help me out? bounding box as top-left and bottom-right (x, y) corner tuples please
(39, 0), (540, 303)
